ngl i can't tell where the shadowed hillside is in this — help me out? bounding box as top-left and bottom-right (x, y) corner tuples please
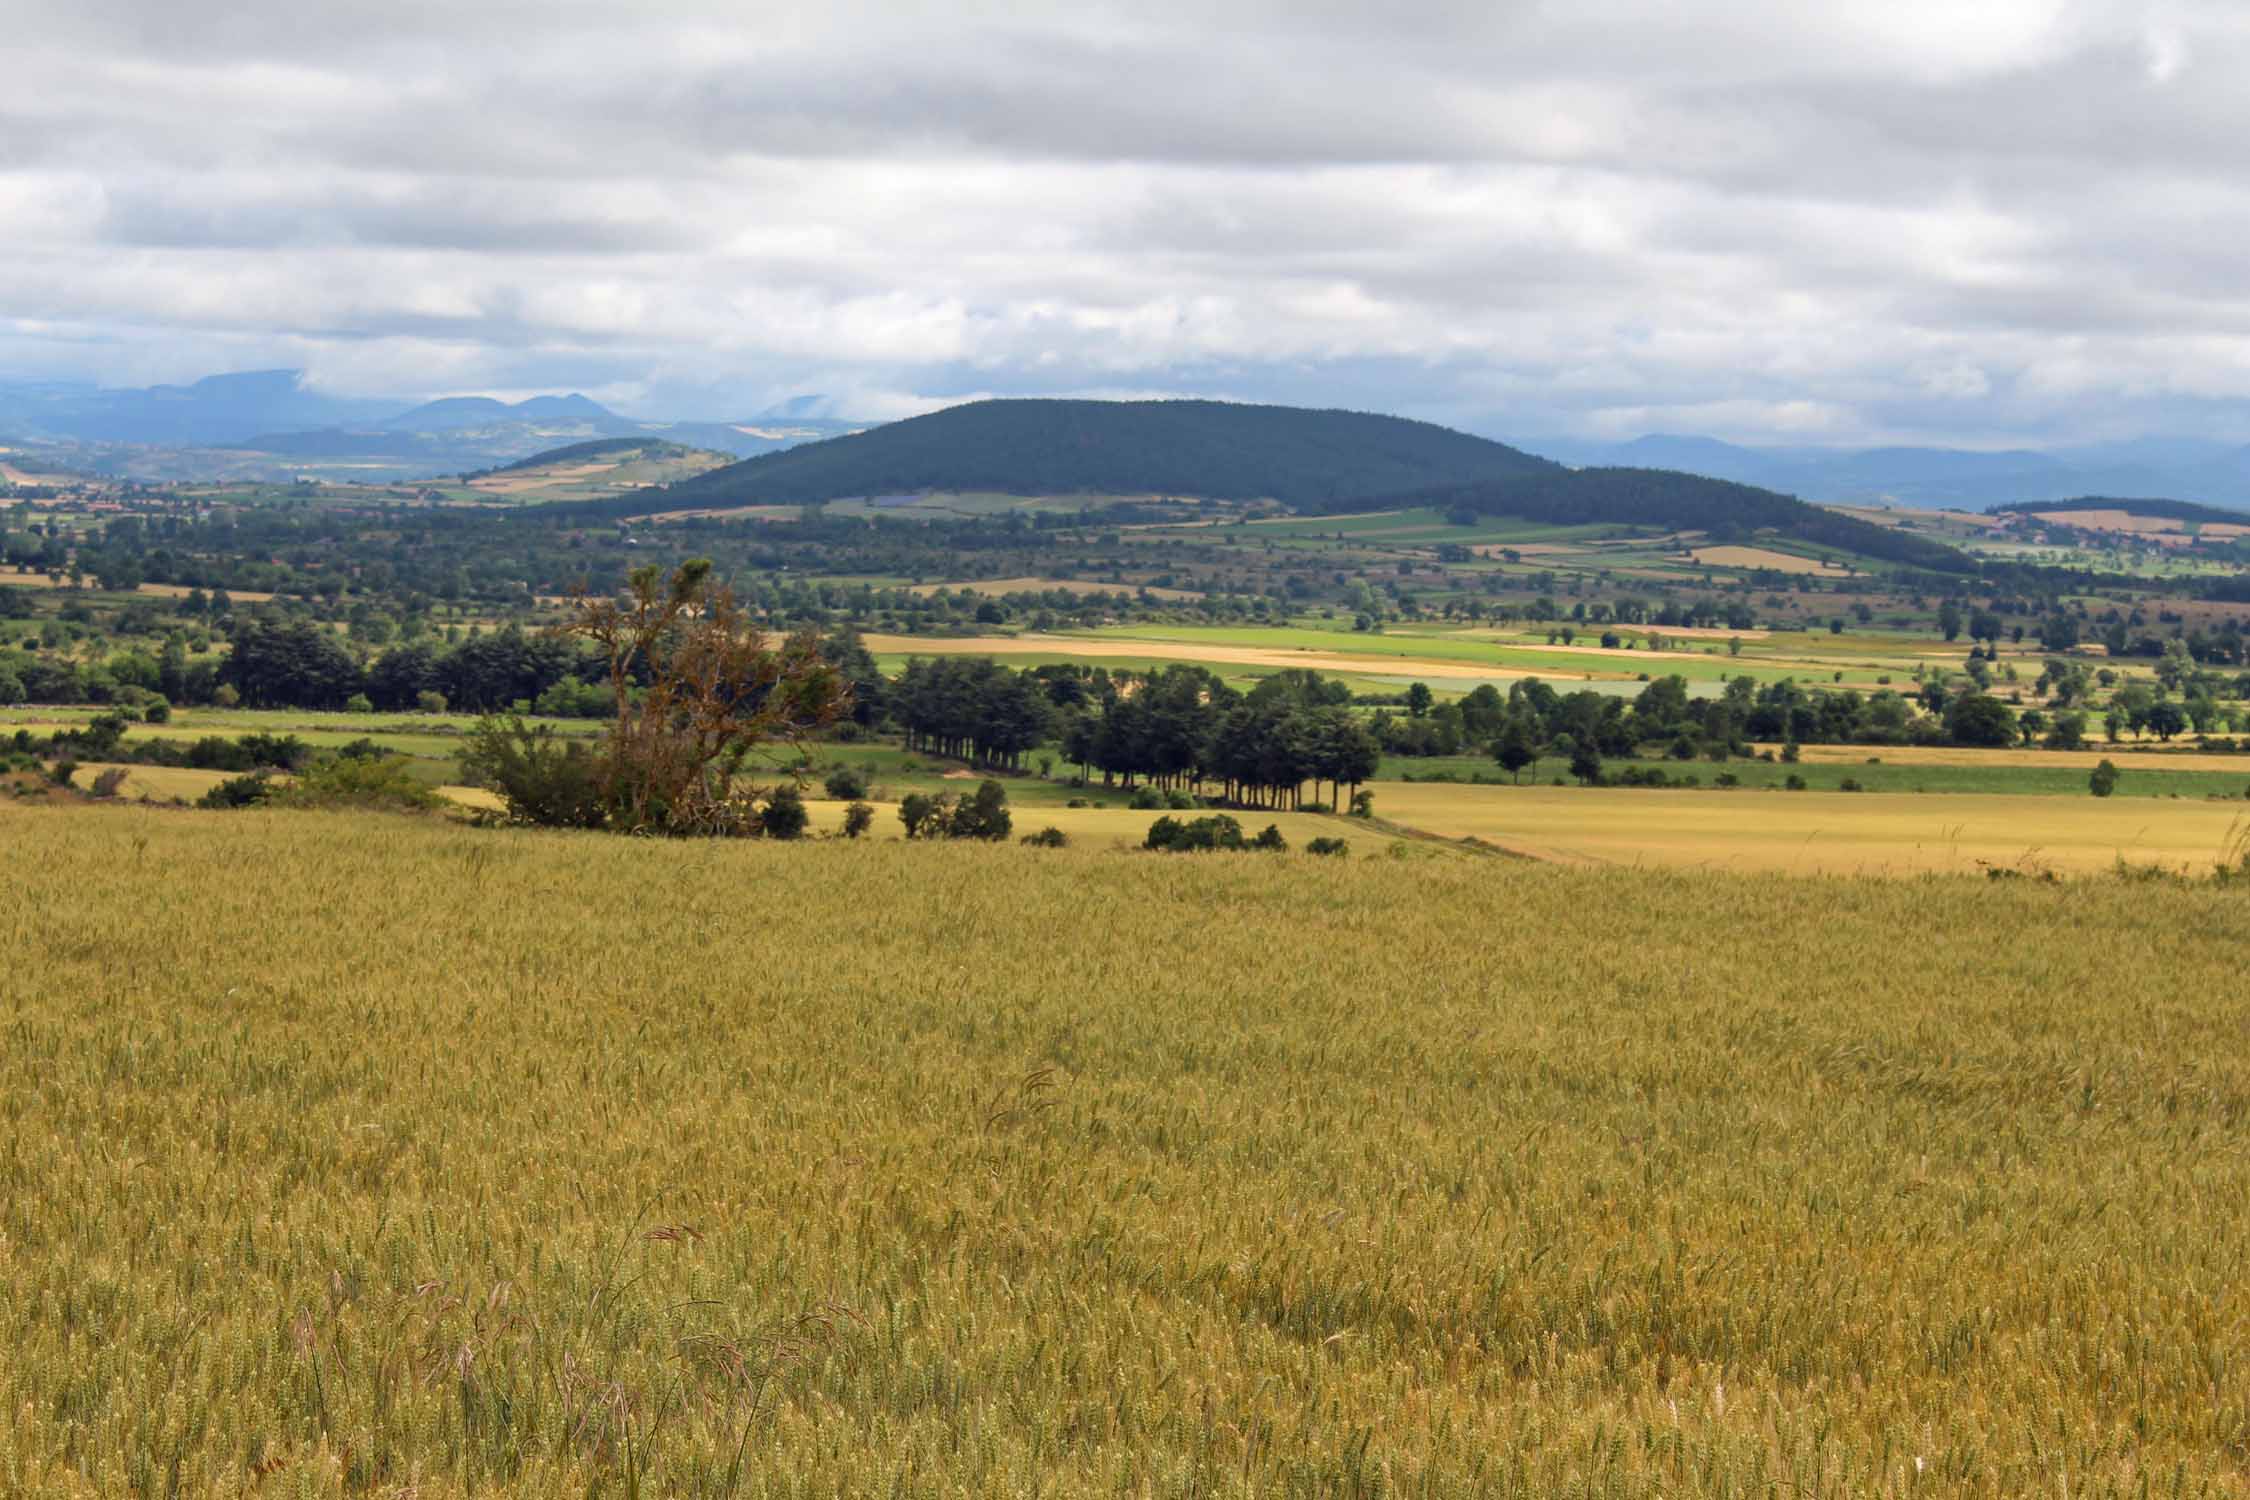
(628, 398), (1562, 513)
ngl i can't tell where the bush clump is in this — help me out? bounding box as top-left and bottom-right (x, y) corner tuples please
(271, 754), (443, 814)
(900, 780), (1013, 841)
(1145, 814), (1246, 852)
(198, 772), (276, 809)
(760, 783), (810, 839)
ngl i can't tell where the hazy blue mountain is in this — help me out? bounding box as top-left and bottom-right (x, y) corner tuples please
(640, 418), (871, 459)
(0, 369), (393, 446)
(1516, 432), (2250, 511)
(0, 371), (875, 481)
(381, 393), (636, 434)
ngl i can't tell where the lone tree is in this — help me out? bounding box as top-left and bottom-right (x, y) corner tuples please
(468, 559), (846, 834)
(572, 559), (846, 834)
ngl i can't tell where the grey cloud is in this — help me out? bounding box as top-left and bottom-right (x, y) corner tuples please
(3, 0), (2250, 446)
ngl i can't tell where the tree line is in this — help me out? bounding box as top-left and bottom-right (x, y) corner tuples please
(890, 658), (1382, 810)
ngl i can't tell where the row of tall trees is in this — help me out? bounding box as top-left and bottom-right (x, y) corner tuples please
(889, 659), (1382, 810)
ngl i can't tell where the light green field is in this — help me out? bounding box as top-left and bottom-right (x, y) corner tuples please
(5, 803), (2248, 1496)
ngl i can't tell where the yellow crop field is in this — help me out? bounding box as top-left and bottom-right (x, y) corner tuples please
(65, 761), (236, 802)
(802, 796), (1351, 850)
(2028, 507), (2250, 540)
(857, 631), (1543, 682)
(1373, 780), (2250, 875)
(4, 802), (2248, 1496)
(1686, 545), (1856, 575)
(64, 763), (504, 812)
(0, 573), (276, 602)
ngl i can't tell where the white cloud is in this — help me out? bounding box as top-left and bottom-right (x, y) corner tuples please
(0, 0), (2248, 443)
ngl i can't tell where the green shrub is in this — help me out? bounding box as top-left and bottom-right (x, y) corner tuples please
(841, 801), (874, 839)
(1251, 824), (1287, 851)
(1021, 826), (1069, 848)
(458, 714), (606, 828)
(948, 780), (1013, 841)
(272, 754), (442, 814)
(1145, 814), (1246, 852)
(1306, 836), (1350, 856)
(761, 784), (810, 839)
(1128, 787), (1164, 810)
(899, 792), (945, 839)
(198, 772), (276, 809)
(824, 765), (869, 800)
(1784, 773), (1808, 791)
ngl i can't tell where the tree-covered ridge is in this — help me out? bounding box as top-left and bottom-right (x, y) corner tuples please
(1376, 467), (1974, 572)
(1993, 496), (2250, 525)
(473, 438), (712, 475)
(622, 398), (1561, 513)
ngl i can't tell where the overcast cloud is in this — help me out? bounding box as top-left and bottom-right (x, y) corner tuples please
(3, 0), (2249, 445)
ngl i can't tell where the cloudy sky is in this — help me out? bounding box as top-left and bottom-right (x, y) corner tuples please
(3, 0), (2248, 445)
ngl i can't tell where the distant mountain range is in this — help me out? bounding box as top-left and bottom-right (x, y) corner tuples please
(0, 370), (866, 482)
(1520, 433), (2250, 512)
(8, 367), (2250, 515)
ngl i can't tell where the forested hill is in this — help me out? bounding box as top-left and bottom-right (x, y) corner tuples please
(1386, 467), (1974, 572)
(1994, 496), (2250, 525)
(612, 398), (1561, 513)
(476, 437), (709, 475)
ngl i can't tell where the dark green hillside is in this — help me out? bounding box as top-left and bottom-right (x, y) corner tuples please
(1994, 495), (2249, 525)
(624, 398), (1560, 514)
(1390, 467), (1973, 572)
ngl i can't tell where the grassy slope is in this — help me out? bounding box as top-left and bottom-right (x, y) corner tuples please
(4, 804), (2249, 1495)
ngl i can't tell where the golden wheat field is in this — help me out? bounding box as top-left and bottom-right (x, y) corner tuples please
(1373, 782), (2250, 876)
(4, 802), (2249, 1497)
